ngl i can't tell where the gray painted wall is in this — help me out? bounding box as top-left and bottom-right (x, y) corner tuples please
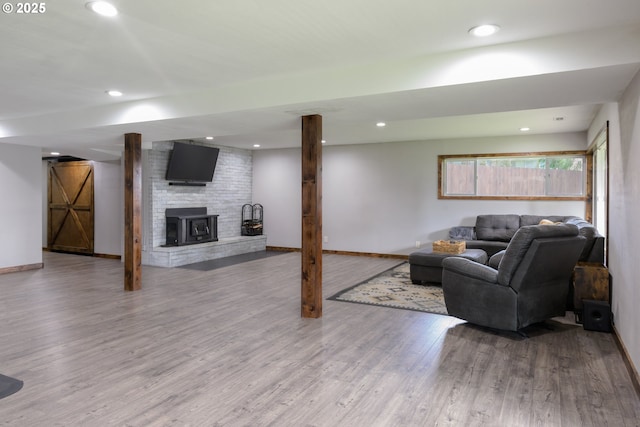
(253, 132), (588, 254)
(590, 70), (640, 380)
(1, 143), (42, 269)
(93, 160), (123, 256)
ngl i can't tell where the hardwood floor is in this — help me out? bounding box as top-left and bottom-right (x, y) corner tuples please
(0, 251), (638, 426)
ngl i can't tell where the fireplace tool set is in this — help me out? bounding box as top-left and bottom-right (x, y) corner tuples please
(241, 204), (263, 236)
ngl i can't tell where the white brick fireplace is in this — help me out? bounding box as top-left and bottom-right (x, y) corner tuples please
(141, 141), (266, 267)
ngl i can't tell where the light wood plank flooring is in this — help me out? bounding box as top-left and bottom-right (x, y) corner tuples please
(0, 251), (638, 426)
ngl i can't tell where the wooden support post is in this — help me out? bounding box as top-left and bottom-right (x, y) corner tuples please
(124, 133), (142, 291)
(301, 115), (322, 318)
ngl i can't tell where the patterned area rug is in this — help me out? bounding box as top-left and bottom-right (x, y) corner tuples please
(328, 262), (448, 316)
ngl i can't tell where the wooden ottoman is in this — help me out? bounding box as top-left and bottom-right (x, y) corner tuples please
(409, 248), (488, 284)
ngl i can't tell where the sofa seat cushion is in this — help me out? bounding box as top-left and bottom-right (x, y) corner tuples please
(409, 248), (488, 267)
(475, 214), (520, 241)
(409, 248), (488, 284)
(465, 240), (509, 257)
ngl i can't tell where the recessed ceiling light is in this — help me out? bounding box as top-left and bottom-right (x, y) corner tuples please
(520, 127), (531, 132)
(106, 90), (122, 97)
(468, 24), (500, 37)
(205, 136), (214, 140)
(253, 144), (261, 148)
(50, 152), (60, 156)
(376, 122), (386, 127)
(86, 1), (118, 17)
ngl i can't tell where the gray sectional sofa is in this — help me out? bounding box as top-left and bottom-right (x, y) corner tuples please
(449, 214), (604, 263)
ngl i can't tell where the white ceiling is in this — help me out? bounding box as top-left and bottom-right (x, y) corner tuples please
(1, 0), (639, 160)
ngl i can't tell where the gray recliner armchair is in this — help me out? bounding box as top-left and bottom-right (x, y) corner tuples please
(441, 224), (586, 333)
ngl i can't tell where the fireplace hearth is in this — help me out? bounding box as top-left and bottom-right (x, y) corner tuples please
(165, 207), (218, 246)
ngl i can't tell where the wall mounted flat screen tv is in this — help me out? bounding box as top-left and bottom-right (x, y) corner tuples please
(165, 142), (220, 183)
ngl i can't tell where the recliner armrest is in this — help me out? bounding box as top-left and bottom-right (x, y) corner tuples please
(488, 250), (506, 269)
(442, 257), (500, 284)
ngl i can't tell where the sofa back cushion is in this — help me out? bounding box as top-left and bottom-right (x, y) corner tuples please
(520, 215), (570, 226)
(522, 215), (603, 262)
(475, 214), (520, 242)
(564, 217), (602, 260)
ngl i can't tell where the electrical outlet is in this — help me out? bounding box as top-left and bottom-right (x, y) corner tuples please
(415, 240), (420, 248)
(324, 236), (329, 243)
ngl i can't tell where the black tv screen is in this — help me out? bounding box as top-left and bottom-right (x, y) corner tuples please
(165, 142), (220, 183)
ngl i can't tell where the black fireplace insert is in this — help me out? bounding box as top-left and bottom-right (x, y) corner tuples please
(165, 207), (218, 246)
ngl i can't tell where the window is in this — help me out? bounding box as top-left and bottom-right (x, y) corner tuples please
(439, 151), (587, 200)
(590, 122), (608, 264)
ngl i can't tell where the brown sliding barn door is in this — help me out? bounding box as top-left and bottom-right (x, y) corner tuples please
(48, 161), (95, 255)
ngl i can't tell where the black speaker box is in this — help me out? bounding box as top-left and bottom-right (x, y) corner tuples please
(582, 300), (611, 332)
